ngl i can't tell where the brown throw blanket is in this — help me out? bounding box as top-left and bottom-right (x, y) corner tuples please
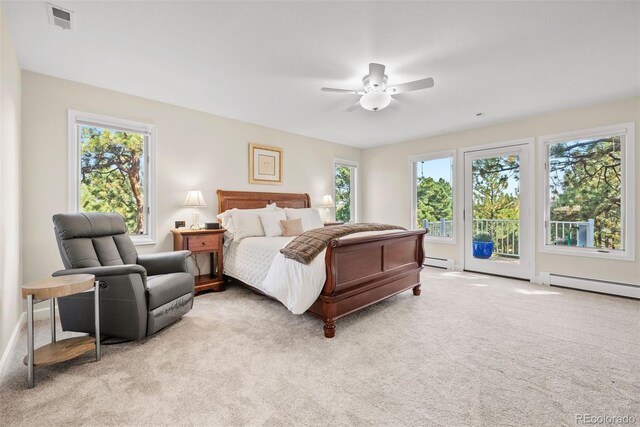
(280, 223), (405, 265)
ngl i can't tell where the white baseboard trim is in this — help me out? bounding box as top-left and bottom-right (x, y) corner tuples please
(424, 257), (455, 270)
(0, 306), (57, 378)
(0, 312), (25, 378)
(538, 272), (551, 285)
(544, 271), (640, 299)
(33, 304), (57, 321)
(531, 273), (549, 286)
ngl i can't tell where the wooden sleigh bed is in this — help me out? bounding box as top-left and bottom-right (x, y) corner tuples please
(217, 190), (426, 338)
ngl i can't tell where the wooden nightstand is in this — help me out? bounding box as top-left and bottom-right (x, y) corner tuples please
(171, 228), (225, 294)
(324, 222), (345, 226)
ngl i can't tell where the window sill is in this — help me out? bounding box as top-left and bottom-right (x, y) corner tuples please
(131, 235), (156, 246)
(424, 236), (456, 245)
(540, 245), (634, 261)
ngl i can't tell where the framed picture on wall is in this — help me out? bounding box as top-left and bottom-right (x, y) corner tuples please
(249, 143), (283, 185)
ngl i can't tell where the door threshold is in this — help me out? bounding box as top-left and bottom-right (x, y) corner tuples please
(462, 269), (530, 282)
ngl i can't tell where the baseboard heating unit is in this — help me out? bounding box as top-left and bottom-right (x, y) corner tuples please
(423, 257), (455, 270)
(544, 272), (640, 299)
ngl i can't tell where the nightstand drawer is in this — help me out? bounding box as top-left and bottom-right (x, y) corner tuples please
(187, 235), (219, 252)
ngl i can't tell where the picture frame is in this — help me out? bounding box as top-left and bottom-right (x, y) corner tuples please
(249, 143), (283, 185)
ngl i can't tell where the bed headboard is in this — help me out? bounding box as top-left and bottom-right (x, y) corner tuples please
(216, 190), (311, 214)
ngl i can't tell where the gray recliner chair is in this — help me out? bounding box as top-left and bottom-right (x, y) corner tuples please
(52, 212), (195, 341)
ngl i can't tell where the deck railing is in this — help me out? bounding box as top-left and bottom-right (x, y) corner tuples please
(422, 218), (595, 258)
(421, 219), (454, 238)
(548, 219), (594, 247)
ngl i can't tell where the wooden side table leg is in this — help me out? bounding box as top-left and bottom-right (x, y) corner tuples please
(27, 294), (34, 388)
(218, 244), (224, 282)
(94, 281), (100, 361)
(50, 298), (56, 343)
(209, 252), (214, 279)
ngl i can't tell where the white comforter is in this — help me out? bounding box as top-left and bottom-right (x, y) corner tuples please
(223, 236), (326, 314)
(223, 231), (402, 314)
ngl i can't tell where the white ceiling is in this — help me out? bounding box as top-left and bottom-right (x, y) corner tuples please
(3, 1), (639, 148)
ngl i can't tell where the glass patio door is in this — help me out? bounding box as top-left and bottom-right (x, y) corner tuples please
(464, 144), (531, 279)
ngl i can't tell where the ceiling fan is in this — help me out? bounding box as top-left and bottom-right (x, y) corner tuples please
(321, 63), (434, 112)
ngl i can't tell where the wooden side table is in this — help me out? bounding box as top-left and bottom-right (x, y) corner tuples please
(324, 222), (345, 226)
(171, 228), (226, 294)
(21, 274), (100, 388)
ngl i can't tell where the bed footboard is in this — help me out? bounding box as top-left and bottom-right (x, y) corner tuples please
(307, 229), (425, 338)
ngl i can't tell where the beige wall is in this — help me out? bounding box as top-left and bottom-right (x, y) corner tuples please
(21, 71), (362, 284)
(362, 97), (640, 284)
(0, 8), (22, 367)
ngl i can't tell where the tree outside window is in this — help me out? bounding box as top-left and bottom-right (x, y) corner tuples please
(80, 125), (146, 234)
(335, 163), (355, 222)
(415, 156), (453, 236)
(548, 136), (622, 250)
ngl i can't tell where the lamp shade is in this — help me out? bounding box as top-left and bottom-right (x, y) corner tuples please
(184, 190), (207, 207)
(321, 194), (334, 207)
(360, 91), (391, 111)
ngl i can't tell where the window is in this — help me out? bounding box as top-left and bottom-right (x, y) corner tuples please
(334, 159), (357, 222)
(68, 111), (155, 245)
(540, 123), (635, 260)
(410, 151), (455, 242)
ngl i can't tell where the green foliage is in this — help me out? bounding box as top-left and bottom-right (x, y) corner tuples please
(472, 156), (519, 222)
(473, 232), (493, 242)
(415, 177), (452, 229)
(335, 165), (352, 222)
(549, 137), (621, 249)
(80, 126), (145, 234)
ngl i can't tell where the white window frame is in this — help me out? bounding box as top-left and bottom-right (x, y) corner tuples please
(538, 122), (635, 261)
(409, 150), (456, 244)
(68, 110), (156, 245)
(333, 158), (358, 223)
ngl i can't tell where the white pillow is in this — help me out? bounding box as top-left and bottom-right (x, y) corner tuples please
(258, 210), (287, 237)
(217, 208), (237, 233)
(216, 204), (277, 240)
(231, 210), (266, 240)
(284, 208), (324, 231)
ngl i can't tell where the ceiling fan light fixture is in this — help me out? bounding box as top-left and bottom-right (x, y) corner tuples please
(360, 91), (391, 111)
(321, 62), (434, 112)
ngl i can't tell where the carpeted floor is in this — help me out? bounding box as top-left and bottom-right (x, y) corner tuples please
(1, 268), (638, 426)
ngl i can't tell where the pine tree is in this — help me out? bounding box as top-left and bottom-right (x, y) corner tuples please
(80, 126), (145, 233)
(416, 177), (452, 228)
(549, 137), (621, 249)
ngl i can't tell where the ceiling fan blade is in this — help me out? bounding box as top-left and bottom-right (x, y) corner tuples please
(343, 103), (361, 112)
(386, 77), (434, 94)
(368, 63), (386, 87)
(321, 87), (364, 95)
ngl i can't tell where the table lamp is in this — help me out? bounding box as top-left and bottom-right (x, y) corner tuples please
(321, 194), (335, 223)
(184, 190), (207, 230)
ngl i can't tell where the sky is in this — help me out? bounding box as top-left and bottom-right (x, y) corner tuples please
(416, 157), (452, 181)
(416, 155), (519, 196)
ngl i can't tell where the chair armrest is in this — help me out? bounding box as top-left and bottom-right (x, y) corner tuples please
(136, 251), (193, 276)
(52, 264), (148, 283)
